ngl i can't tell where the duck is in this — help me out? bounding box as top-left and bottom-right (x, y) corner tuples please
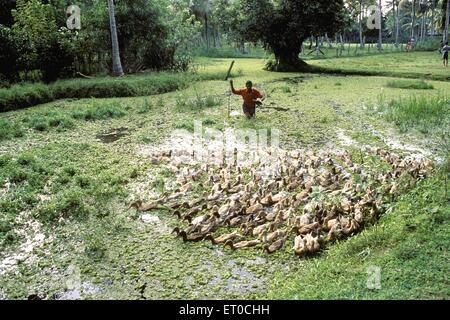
(224, 239), (261, 250)
(182, 204), (208, 223)
(295, 188), (311, 202)
(260, 193), (274, 206)
(293, 234), (307, 256)
(204, 231), (243, 244)
(293, 221), (320, 235)
(246, 203), (263, 214)
(326, 220), (342, 241)
(304, 233), (322, 253)
(342, 219), (360, 235)
(252, 222), (273, 237)
(262, 229), (287, 242)
(129, 200), (160, 212)
(227, 215), (249, 227)
(178, 230), (206, 243)
(264, 236), (287, 254)
(195, 218), (219, 235)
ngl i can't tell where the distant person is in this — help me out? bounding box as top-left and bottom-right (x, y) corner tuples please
(230, 80), (265, 119)
(406, 40), (412, 52)
(442, 42), (450, 67)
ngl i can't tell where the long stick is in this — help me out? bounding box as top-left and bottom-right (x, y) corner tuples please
(227, 92), (231, 119)
(225, 61), (235, 119)
(225, 60), (235, 81)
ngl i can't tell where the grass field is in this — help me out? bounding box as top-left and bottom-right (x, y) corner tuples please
(0, 52), (449, 300)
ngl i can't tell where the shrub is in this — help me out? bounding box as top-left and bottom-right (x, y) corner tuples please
(138, 98), (153, 113)
(71, 102), (126, 121)
(378, 95), (449, 133)
(175, 92), (221, 111)
(386, 79), (434, 90)
(0, 118), (24, 140)
(0, 71), (225, 112)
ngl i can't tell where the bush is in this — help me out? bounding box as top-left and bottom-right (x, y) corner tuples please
(137, 98), (153, 113)
(378, 95), (449, 133)
(37, 37), (76, 83)
(37, 187), (92, 223)
(175, 92), (221, 111)
(0, 26), (19, 82)
(71, 102), (126, 121)
(386, 79), (434, 90)
(415, 37), (442, 52)
(25, 110), (75, 132)
(0, 118), (24, 140)
(0, 71), (225, 112)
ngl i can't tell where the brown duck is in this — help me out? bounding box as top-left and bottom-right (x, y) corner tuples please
(204, 231), (243, 244)
(264, 236), (287, 254)
(224, 239), (261, 250)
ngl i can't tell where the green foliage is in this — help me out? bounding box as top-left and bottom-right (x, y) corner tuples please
(0, 71), (224, 112)
(24, 110), (75, 132)
(237, 0), (346, 70)
(8, 0), (75, 82)
(0, 118), (24, 140)
(175, 92), (221, 111)
(415, 37), (443, 52)
(0, 25), (20, 82)
(386, 80), (434, 90)
(71, 101), (126, 121)
(37, 187), (93, 223)
(137, 99), (153, 114)
(377, 95), (449, 134)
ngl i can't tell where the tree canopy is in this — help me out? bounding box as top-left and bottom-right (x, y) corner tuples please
(235, 0), (347, 71)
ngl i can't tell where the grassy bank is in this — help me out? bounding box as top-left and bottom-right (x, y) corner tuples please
(0, 71), (229, 113)
(309, 51), (450, 82)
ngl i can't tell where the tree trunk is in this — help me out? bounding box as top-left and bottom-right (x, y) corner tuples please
(445, 0), (450, 42)
(431, 0), (436, 36)
(325, 33), (333, 48)
(268, 48), (309, 72)
(107, 0), (124, 77)
(411, 0), (416, 40)
(205, 14), (209, 50)
(359, 1), (364, 48)
(395, 1), (400, 47)
(377, 0), (383, 50)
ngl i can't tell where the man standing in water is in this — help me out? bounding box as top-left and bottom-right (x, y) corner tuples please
(442, 42), (450, 67)
(230, 80), (265, 119)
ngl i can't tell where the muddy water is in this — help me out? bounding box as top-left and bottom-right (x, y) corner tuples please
(95, 127), (129, 143)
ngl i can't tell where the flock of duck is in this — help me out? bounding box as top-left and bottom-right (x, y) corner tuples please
(131, 146), (433, 256)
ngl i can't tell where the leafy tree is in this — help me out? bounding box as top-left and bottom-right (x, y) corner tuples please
(237, 0), (346, 71)
(0, 0), (16, 27)
(9, 0), (76, 82)
(0, 25), (19, 82)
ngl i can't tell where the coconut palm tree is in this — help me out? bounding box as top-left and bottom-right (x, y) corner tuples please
(431, 0), (436, 35)
(107, 0), (124, 76)
(411, 0), (417, 40)
(387, 0), (401, 46)
(191, 0), (212, 50)
(445, 0), (450, 42)
(359, 0), (365, 48)
(395, 0), (401, 46)
(377, 0), (383, 50)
